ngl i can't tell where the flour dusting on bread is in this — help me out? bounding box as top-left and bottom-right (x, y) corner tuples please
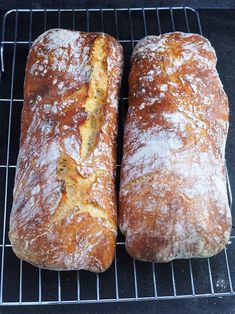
(9, 29), (123, 272)
(120, 32), (231, 263)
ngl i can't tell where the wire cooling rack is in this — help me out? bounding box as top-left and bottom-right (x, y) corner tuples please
(0, 7), (234, 306)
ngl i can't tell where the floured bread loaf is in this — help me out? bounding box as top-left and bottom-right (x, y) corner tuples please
(120, 32), (231, 262)
(9, 29), (123, 272)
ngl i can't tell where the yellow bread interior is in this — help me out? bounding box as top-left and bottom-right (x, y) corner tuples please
(50, 36), (114, 232)
(80, 36), (108, 158)
(53, 154), (113, 230)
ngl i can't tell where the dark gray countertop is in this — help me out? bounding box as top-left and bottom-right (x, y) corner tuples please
(0, 0), (234, 9)
(0, 1), (235, 314)
(1, 297), (235, 314)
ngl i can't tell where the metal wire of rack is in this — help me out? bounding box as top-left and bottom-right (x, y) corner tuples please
(0, 7), (234, 306)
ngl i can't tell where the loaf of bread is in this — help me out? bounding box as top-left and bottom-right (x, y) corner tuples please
(9, 29), (123, 272)
(119, 32), (231, 263)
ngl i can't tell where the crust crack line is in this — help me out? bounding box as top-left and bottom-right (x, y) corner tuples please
(80, 36), (109, 158)
(49, 37), (115, 233)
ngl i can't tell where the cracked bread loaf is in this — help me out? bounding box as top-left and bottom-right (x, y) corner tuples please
(120, 32), (231, 262)
(9, 29), (123, 272)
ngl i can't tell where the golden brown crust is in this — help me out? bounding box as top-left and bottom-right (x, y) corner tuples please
(9, 29), (123, 272)
(120, 32), (231, 262)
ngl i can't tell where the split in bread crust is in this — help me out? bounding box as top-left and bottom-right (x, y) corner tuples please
(9, 29), (123, 272)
